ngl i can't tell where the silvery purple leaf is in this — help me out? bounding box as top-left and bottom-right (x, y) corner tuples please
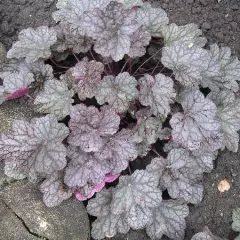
(7, 26), (57, 63)
(146, 200), (189, 240)
(72, 57), (104, 100)
(96, 72), (138, 113)
(34, 79), (74, 120)
(132, 108), (162, 145)
(52, 0), (111, 34)
(68, 104), (120, 152)
(170, 90), (221, 151)
(146, 148), (204, 204)
(81, 1), (140, 61)
(3, 70), (34, 94)
(161, 23), (206, 47)
(87, 188), (130, 239)
(232, 208), (240, 239)
(139, 73), (176, 117)
(40, 172), (72, 207)
(191, 227), (223, 240)
(161, 41), (209, 87)
(201, 44), (240, 92)
(129, 27), (151, 58)
(52, 23), (92, 53)
(0, 115), (69, 181)
(111, 170), (162, 229)
(137, 2), (169, 37)
(64, 146), (111, 188)
(118, 0), (143, 9)
(208, 90), (240, 152)
(74, 174), (119, 201)
(94, 129), (138, 174)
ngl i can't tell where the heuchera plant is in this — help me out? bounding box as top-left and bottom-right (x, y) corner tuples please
(0, 0), (240, 239)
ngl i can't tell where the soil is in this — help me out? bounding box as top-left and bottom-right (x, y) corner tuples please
(0, 0), (57, 50)
(0, 0), (240, 239)
(185, 148), (240, 239)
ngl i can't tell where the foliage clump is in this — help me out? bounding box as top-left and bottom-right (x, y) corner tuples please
(0, 0), (240, 239)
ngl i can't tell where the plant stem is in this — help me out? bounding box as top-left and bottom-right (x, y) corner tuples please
(151, 148), (161, 157)
(106, 61), (113, 74)
(132, 47), (163, 76)
(160, 66), (165, 73)
(129, 58), (132, 74)
(120, 58), (130, 73)
(53, 71), (67, 75)
(72, 51), (80, 62)
(50, 58), (69, 69)
(89, 49), (97, 62)
(128, 165), (132, 175)
(151, 58), (162, 75)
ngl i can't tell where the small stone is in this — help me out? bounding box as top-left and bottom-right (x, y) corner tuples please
(162, 3), (168, 9)
(225, 14), (233, 22)
(200, 0), (208, 6)
(217, 179), (230, 193)
(14, 0), (26, 5)
(231, 22), (238, 30)
(0, 22), (9, 33)
(192, 7), (201, 14)
(232, 5), (239, 10)
(202, 22), (211, 30)
(216, 31), (224, 40)
(0, 42), (6, 63)
(234, 15), (240, 23)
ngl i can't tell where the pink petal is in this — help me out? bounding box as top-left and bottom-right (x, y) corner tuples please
(5, 88), (29, 101)
(75, 192), (88, 201)
(90, 181), (105, 194)
(75, 174), (119, 201)
(104, 174), (120, 183)
(75, 181), (105, 201)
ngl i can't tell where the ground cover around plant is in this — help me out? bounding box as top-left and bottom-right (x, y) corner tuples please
(0, 0), (239, 240)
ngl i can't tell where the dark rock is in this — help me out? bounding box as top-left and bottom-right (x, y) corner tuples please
(0, 22), (9, 33)
(202, 22), (211, 30)
(232, 5), (239, 10)
(14, 0), (26, 5)
(0, 162), (8, 190)
(0, 181), (90, 240)
(216, 31), (224, 40)
(192, 7), (201, 14)
(234, 14), (240, 23)
(231, 21), (238, 30)
(199, 0), (208, 6)
(0, 200), (39, 240)
(225, 14), (233, 22)
(0, 42), (6, 63)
